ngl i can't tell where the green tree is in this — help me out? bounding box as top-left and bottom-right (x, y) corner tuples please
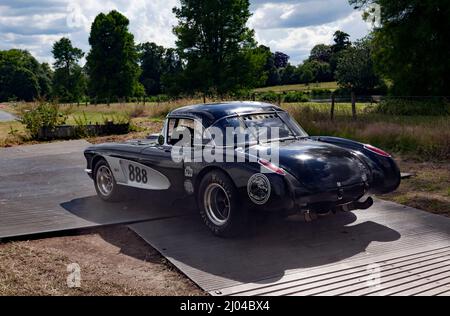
(273, 52), (290, 69)
(332, 30), (351, 53)
(280, 64), (299, 85)
(349, 0), (450, 96)
(138, 42), (165, 95)
(301, 60), (333, 83)
(335, 38), (382, 93)
(329, 30), (351, 76)
(51, 37), (86, 102)
(335, 38), (385, 118)
(160, 48), (183, 95)
(309, 44), (332, 63)
(173, 0), (259, 95)
(40, 62), (53, 97)
(86, 10), (141, 102)
(0, 49), (50, 101)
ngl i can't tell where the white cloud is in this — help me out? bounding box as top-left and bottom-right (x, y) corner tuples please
(254, 11), (372, 64)
(0, 0), (370, 66)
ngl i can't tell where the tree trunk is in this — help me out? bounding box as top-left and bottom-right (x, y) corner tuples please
(351, 91), (356, 120)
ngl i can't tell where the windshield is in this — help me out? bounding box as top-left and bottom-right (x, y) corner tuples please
(209, 111), (308, 146)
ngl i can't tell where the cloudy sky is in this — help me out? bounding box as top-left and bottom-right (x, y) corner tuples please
(0, 0), (371, 66)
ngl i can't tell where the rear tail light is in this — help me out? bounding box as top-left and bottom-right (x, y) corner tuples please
(258, 159), (286, 175)
(364, 144), (391, 157)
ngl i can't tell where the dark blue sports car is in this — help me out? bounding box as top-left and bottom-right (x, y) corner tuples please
(84, 102), (400, 237)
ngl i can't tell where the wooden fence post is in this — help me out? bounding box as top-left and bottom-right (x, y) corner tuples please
(330, 93), (335, 121)
(351, 91), (357, 120)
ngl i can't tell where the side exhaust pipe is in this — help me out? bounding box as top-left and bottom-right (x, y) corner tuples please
(299, 196), (374, 222)
(339, 196), (374, 212)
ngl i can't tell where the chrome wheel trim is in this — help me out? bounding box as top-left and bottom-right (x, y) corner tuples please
(96, 165), (114, 196)
(204, 183), (231, 226)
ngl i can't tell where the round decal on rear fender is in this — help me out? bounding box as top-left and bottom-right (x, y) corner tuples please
(247, 173), (271, 205)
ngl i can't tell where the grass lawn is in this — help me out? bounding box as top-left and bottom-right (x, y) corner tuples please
(254, 81), (339, 93)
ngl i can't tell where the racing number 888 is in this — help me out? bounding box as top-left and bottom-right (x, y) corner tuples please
(128, 164), (148, 184)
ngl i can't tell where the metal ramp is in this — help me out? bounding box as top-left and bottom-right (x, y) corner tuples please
(130, 199), (450, 296)
(0, 140), (185, 239)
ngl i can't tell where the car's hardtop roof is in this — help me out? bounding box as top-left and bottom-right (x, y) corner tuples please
(169, 101), (283, 126)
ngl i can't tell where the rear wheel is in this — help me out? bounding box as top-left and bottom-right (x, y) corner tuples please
(93, 159), (126, 202)
(198, 171), (247, 237)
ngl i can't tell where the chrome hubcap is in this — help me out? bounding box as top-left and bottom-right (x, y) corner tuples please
(96, 165), (114, 196)
(204, 183), (231, 226)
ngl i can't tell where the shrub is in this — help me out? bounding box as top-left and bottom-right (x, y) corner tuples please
(257, 91), (278, 102)
(283, 91), (310, 103)
(129, 104), (146, 118)
(332, 87), (352, 96)
(73, 111), (90, 137)
(148, 94), (171, 103)
(18, 103), (67, 139)
(375, 98), (450, 116)
(230, 89), (252, 100)
(310, 88), (333, 96)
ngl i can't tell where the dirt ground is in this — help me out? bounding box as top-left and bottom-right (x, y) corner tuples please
(0, 226), (204, 296)
(383, 157), (450, 217)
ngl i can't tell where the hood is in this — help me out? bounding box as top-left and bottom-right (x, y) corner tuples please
(249, 139), (368, 190)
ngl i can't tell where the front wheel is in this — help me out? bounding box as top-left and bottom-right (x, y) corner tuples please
(198, 171), (247, 237)
(93, 159), (126, 202)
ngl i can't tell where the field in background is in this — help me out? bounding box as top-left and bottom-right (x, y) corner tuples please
(254, 82), (339, 93)
(1, 99), (449, 162)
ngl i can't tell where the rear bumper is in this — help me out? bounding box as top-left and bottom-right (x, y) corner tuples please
(250, 174), (368, 213)
(292, 182), (367, 208)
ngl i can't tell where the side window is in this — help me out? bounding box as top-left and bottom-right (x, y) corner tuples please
(166, 118), (177, 145)
(167, 118), (202, 146)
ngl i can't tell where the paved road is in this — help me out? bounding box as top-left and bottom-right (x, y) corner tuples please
(0, 110), (16, 122)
